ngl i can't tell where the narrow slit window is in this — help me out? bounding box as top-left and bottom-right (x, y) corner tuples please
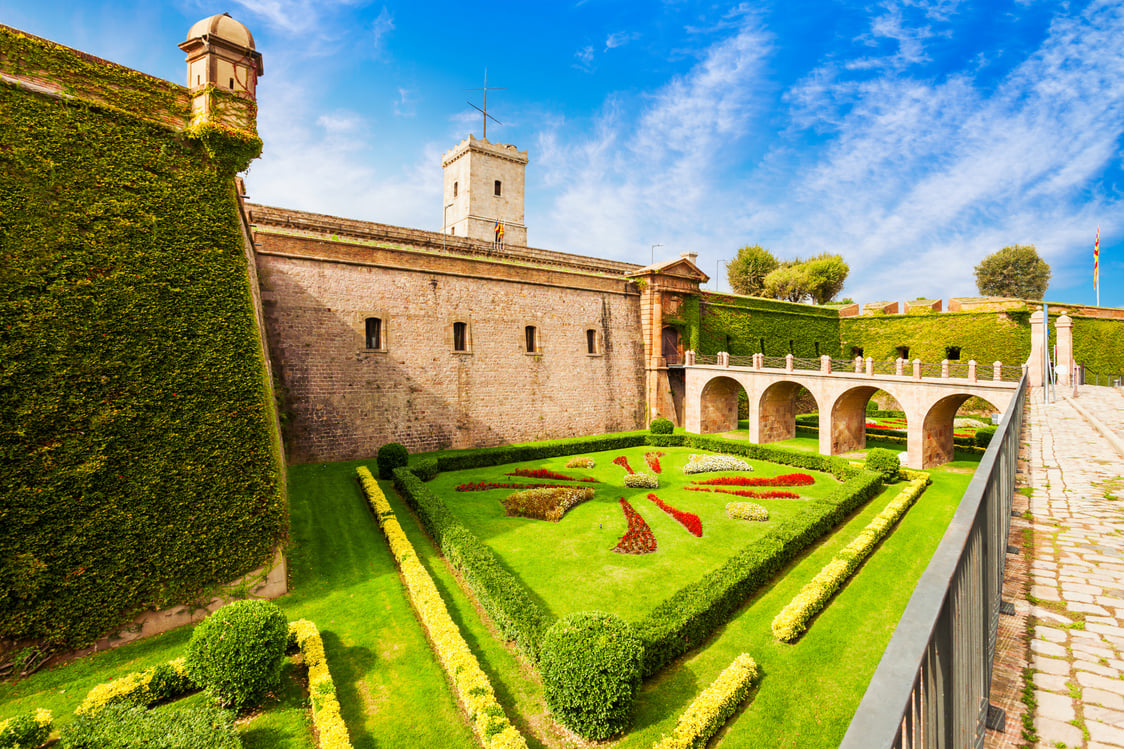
(586, 329), (597, 354)
(229, 77), (235, 89)
(759, 338), (765, 354)
(453, 181), (458, 198)
(815, 342), (820, 357)
(897, 345), (910, 360)
(453, 322), (467, 352)
(525, 325), (537, 353)
(945, 346), (961, 361)
(495, 180), (502, 196)
(365, 317), (382, 350)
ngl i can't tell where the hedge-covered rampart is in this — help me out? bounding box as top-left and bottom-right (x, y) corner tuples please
(0, 35), (283, 649)
(840, 311), (1031, 364)
(664, 292), (841, 358)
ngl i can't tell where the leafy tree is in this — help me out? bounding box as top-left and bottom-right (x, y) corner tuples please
(763, 263), (810, 302)
(727, 245), (779, 296)
(801, 253), (850, 304)
(974, 244), (1051, 299)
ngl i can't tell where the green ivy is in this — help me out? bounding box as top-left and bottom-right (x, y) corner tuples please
(841, 311), (1031, 364)
(687, 293), (841, 358)
(0, 50), (285, 648)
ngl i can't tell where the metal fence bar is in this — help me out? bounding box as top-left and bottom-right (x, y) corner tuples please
(838, 374), (1026, 749)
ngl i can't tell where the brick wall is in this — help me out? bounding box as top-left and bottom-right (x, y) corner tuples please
(252, 210), (645, 462)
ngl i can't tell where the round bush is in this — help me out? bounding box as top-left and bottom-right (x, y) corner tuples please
(649, 417), (674, 435)
(540, 611), (643, 740)
(974, 425), (997, 448)
(866, 448), (900, 483)
(185, 600), (288, 712)
(377, 442), (409, 479)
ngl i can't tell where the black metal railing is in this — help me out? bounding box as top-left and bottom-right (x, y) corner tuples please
(838, 373), (1026, 749)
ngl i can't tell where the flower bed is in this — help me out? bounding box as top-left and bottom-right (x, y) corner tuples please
(644, 451), (665, 474)
(652, 653), (759, 749)
(457, 481), (575, 492)
(288, 619), (352, 749)
(647, 494), (701, 537)
(725, 502), (769, 521)
(358, 467), (529, 749)
(685, 486), (800, 500)
(691, 473), (813, 487)
(505, 468), (598, 482)
(612, 455), (634, 474)
(565, 456), (595, 468)
(503, 487), (594, 522)
(613, 498), (656, 554)
(682, 454), (752, 474)
(624, 472), (658, 488)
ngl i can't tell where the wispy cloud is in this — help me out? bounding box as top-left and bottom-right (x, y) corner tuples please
(370, 6), (394, 55)
(573, 44), (595, 72)
(605, 30), (641, 50)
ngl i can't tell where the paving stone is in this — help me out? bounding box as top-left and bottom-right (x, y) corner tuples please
(1031, 639), (1068, 657)
(1035, 690), (1076, 722)
(1076, 670), (1124, 692)
(1069, 602), (1113, 615)
(1032, 584), (1063, 601)
(1086, 705), (1124, 728)
(1085, 687), (1124, 710)
(1033, 654), (1071, 675)
(1075, 659), (1121, 678)
(1034, 716), (1084, 747)
(1088, 720), (1124, 747)
(1038, 626), (1069, 643)
(1033, 672), (1071, 693)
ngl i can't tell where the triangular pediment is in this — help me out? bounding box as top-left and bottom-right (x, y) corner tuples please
(627, 257), (710, 283)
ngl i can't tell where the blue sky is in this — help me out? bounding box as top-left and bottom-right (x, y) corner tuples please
(4, 0), (1122, 307)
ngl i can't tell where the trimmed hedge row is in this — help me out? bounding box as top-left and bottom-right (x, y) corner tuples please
(62, 703), (240, 749)
(0, 709), (52, 749)
(77, 659), (194, 715)
(430, 433), (649, 472)
(792, 420), (987, 454)
(771, 473), (929, 642)
(288, 619), (352, 749)
(652, 653), (759, 749)
(392, 468), (550, 660)
(357, 468), (528, 749)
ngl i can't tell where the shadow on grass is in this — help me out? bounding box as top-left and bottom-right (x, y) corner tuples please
(318, 630), (377, 749)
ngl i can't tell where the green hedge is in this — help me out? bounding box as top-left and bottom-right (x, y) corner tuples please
(675, 292), (841, 358)
(0, 32), (284, 649)
(431, 432), (648, 472)
(60, 703), (241, 749)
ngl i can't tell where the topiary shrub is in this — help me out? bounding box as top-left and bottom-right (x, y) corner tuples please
(411, 457), (439, 482)
(377, 442), (409, 479)
(540, 611), (643, 740)
(974, 425), (997, 448)
(865, 448), (900, 483)
(0, 709), (52, 749)
(185, 600), (288, 712)
(60, 703), (240, 749)
(649, 417), (674, 435)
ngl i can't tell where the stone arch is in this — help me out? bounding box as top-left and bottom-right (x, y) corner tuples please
(755, 380), (819, 444)
(921, 393), (971, 467)
(828, 385), (881, 455)
(698, 376), (745, 434)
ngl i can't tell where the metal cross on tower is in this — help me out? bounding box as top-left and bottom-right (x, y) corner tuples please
(465, 68), (505, 140)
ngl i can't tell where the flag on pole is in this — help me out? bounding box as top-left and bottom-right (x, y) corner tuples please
(1094, 226), (1100, 293)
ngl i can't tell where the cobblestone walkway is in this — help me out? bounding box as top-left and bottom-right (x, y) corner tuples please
(1013, 386), (1124, 748)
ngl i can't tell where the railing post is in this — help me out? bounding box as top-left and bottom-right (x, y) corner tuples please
(968, 359), (977, 383)
(896, 357), (904, 376)
(992, 361), (1002, 381)
(941, 359), (950, 378)
(865, 356), (874, 376)
(685, 349), (695, 366)
(753, 353), (763, 370)
(719, 351), (729, 368)
(854, 356), (863, 374)
(913, 358), (922, 380)
(786, 353), (794, 372)
(821, 354), (831, 374)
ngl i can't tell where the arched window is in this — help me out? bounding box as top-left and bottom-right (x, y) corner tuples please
(525, 325), (538, 353)
(365, 317), (382, 350)
(453, 322), (468, 352)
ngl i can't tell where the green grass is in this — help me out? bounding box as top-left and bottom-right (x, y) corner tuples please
(428, 446), (840, 620)
(0, 438), (981, 749)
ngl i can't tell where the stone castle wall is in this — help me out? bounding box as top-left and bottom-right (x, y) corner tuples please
(250, 205), (645, 462)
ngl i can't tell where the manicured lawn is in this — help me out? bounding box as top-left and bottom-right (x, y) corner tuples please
(428, 445), (840, 620)
(0, 436), (981, 749)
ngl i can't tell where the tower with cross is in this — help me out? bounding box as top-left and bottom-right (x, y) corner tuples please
(441, 72), (528, 246)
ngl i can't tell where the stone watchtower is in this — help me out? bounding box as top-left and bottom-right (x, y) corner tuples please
(442, 136), (529, 246)
(178, 13), (263, 127)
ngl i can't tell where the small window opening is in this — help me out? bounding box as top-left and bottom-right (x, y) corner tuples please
(897, 345), (910, 360)
(851, 346), (864, 358)
(815, 342), (820, 357)
(759, 338), (765, 354)
(365, 317), (382, 350)
(453, 181), (458, 198)
(525, 325), (538, 353)
(453, 322), (468, 352)
(945, 346), (961, 361)
(586, 329), (597, 354)
(229, 77), (235, 89)
(196, 74), (201, 86)
(450, 227), (455, 235)
(494, 180), (502, 196)
(725, 334), (732, 352)
(788, 340), (794, 354)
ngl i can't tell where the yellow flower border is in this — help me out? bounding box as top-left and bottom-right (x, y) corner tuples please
(357, 466), (528, 749)
(771, 472), (930, 642)
(288, 619), (352, 749)
(652, 653), (758, 749)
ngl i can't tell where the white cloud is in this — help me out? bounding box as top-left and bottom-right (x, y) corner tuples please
(605, 30), (641, 50)
(573, 44), (595, 72)
(370, 6), (394, 54)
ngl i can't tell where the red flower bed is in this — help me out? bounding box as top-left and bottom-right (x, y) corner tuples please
(647, 493), (701, 537)
(504, 468), (599, 483)
(685, 486), (800, 500)
(691, 473), (814, 487)
(644, 451), (665, 474)
(612, 456), (635, 474)
(613, 498), (656, 554)
(457, 481), (573, 492)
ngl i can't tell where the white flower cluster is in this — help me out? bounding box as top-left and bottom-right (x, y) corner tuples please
(954, 418), (986, 430)
(565, 456), (595, 468)
(682, 454), (752, 474)
(726, 502), (768, 521)
(624, 472), (658, 488)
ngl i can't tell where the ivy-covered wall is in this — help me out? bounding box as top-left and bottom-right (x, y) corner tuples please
(1072, 318), (1124, 374)
(840, 311), (1031, 365)
(0, 32), (285, 648)
(664, 292), (842, 358)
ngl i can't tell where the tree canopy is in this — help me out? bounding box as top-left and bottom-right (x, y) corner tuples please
(974, 244), (1051, 299)
(727, 245), (779, 296)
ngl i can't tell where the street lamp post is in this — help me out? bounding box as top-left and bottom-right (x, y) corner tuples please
(442, 203), (454, 253)
(650, 243), (663, 265)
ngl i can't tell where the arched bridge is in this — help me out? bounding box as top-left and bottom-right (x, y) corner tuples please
(682, 353), (1022, 468)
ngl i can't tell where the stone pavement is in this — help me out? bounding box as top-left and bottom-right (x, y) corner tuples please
(988, 385), (1124, 749)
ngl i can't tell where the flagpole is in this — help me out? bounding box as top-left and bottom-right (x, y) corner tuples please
(1095, 226), (1101, 307)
